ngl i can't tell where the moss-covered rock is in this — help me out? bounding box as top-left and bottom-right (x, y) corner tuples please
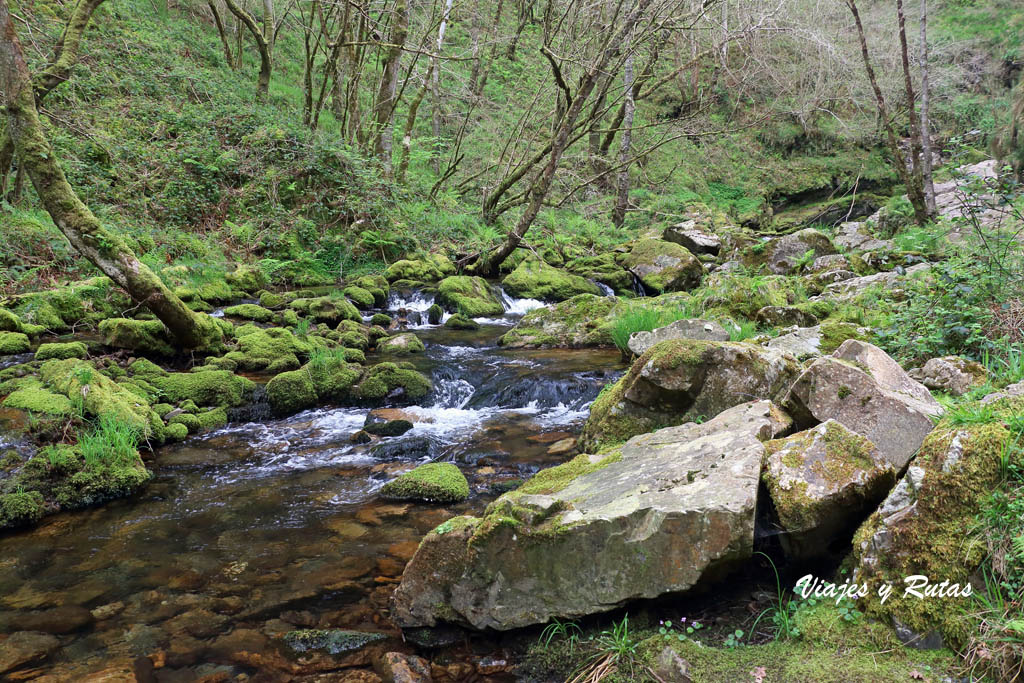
(34, 342), (88, 361)
(290, 296), (361, 325)
(2, 382), (73, 416)
(232, 327), (314, 371)
(13, 277), (129, 332)
(618, 239), (702, 293)
(0, 308), (23, 333)
(743, 228), (837, 274)
(384, 254), (455, 283)
(225, 264), (268, 293)
(343, 286), (375, 310)
(0, 332), (31, 355)
(370, 313), (393, 328)
(99, 318), (175, 356)
(40, 360), (162, 439)
(444, 314), (479, 330)
(258, 291), (294, 309)
(378, 333), (425, 354)
(266, 357), (363, 415)
(355, 362), (432, 402)
(565, 254), (634, 295)
(223, 303), (275, 322)
(381, 463), (469, 503)
(435, 276), (504, 317)
(128, 358), (169, 378)
(499, 294), (617, 348)
(501, 259), (600, 302)
(150, 370), (255, 407)
(426, 304), (443, 325)
(0, 490), (46, 528)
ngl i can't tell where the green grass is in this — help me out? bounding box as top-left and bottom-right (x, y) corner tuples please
(608, 303), (701, 354)
(76, 413), (142, 469)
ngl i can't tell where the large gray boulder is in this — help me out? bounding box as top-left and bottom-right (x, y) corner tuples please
(626, 318), (729, 356)
(909, 356), (986, 396)
(663, 221), (721, 256)
(763, 420), (896, 559)
(581, 339), (801, 452)
(745, 228), (836, 275)
(784, 340), (943, 469)
(391, 401), (792, 631)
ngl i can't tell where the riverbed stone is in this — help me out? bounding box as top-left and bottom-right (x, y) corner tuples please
(580, 339), (800, 452)
(618, 239), (703, 293)
(391, 400), (791, 630)
(763, 420), (896, 559)
(755, 306), (818, 329)
(374, 651), (432, 683)
(626, 318), (729, 357)
(501, 258), (600, 301)
(784, 340), (943, 469)
(498, 294), (617, 348)
(0, 332), (32, 356)
(34, 342), (88, 361)
(0, 631), (60, 675)
(435, 276), (504, 317)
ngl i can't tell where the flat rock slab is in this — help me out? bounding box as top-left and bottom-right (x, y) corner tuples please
(391, 400), (791, 631)
(627, 318), (729, 356)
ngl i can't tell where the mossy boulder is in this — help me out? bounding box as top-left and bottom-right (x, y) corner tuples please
(381, 463), (469, 503)
(128, 358), (168, 378)
(232, 327), (314, 371)
(150, 370), (255, 407)
(501, 259), (600, 302)
(2, 382), (73, 416)
(354, 362), (432, 403)
(697, 270), (805, 319)
(444, 314), (479, 330)
(343, 286), (375, 310)
(223, 304), (275, 322)
(0, 308), (23, 333)
(34, 342), (88, 361)
(852, 410), (1014, 650)
(258, 291), (294, 309)
(291, 296), (361, 325)
(427, 304), (443, 325)
(499, 294), (617, 349)
(378, 333), (425, 354)
(580, 339), (800, 451)
(265, 358), (363, 415)
(618, 239), (702, 293)
(39, 360), (162, 439)
(99, 318), (175, 356)
(370, 313), (393, 328)
(384, 255), (454, 283)
(225, 264), (268, 293)
(435, 276), (504, 317)
(565, 254), (635, 295)
(0, 332), (31, 355)
(763, 420), (896, 559)
(743, 228), (837, 275)
(392, 401), (790, 630)
(12, 277), (129, 332)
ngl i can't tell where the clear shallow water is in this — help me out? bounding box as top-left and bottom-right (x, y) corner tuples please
(0, 293), (624, 679)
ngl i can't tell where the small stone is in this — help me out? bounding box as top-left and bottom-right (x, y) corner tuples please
(546, 438), (577, 455)
(374, 651), (432, 683)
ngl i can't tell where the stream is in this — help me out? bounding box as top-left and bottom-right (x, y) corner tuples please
(0, 290), (626, 680)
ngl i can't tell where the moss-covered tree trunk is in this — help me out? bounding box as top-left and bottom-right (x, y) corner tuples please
(224, 0), (272, 99)
(371, 0), (408, 173)
(0, 1), (222, 350)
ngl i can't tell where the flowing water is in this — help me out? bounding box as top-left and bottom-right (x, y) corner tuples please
(0, 291), (625, 679)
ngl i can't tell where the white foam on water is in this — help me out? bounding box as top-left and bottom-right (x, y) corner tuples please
(498, 287), (546, 315)
(388, 290), (436, 313)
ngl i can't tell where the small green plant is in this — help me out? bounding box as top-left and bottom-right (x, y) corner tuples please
(571, 615), (639, 683)
(750, 552), (802, 641)
(723, 628), (745, 648)
(76, 413), (141, 469)
(836, 598), (862, 623)
(658, 617), (702, 642)
(728, 318), (760, 342)
(538, 618), (582, 654)
(294, 318), (311, 338)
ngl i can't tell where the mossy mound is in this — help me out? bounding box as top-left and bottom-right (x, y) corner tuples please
(381, 463), (469, 503)
(40, 360), (163, 439)
(618, 239), (702, 293)
(128, 358), (169, 378)
(265, 357), (363, 415)
(444, 314), (479, 330)
(378, 333), (426, 354)
(223, 303), (275, 322)
(0, 308), (23, 332)
(501, 258), (600, 302)
(2, 382), (74, 416)
(384, 254), (455, 283)
(698, 270), (805, 319)
(99, 318), (175, 356)
(342, 286), (375, 310)
(0, 332), (31, 355)
(0, 491), (46, 528)
(370, 313), (393, 327)
(34, 342), (88, 361)
(225, 264), (268, 293)
(435, 276), (504, 317)
(231, 326), (314, 371)
(150, 370), (256, 407)
(290, 296), (361, 325)
(354, 362), (432, 402)
(13, 277), (130, 332)
(565, 254), (635, 295)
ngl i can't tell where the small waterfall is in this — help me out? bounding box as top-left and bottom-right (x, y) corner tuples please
(593, 281), (615, 297)
(387, 290), (436, 313)
(431, 377), (475, 409)
(497, 287), (545, 315)
(631, 274), (649, 297)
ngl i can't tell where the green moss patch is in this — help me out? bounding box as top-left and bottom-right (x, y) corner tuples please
(381, 463), (470, 503)
(34, 342), (88, 361)
(0, 332), (31, 355)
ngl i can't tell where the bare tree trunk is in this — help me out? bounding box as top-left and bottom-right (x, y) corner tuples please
(224, 0), (272, 99)
(476, 0), (656, 275)
(845, 0), (927, 226)
(429, 0), (453, 173)
(397, 63), (433, 183)
(919, 0), (936, 214)
(612, 48), (635, 228)
(0, 1), (222, 350)
(372, 0), (409, 174)
(895, 0), (929, 223)
(209, 0), (235, 67)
